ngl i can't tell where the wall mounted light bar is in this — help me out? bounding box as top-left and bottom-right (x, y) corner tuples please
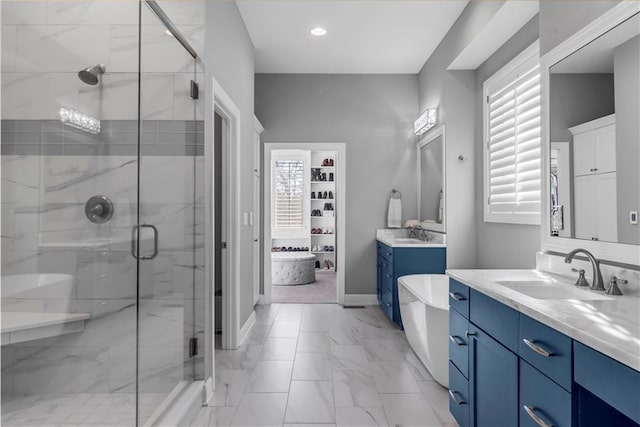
(59, 108), (101, 134)
(414, 108), (437, 136)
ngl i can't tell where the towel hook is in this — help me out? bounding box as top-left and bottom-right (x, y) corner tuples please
(390, 189), (402, 199)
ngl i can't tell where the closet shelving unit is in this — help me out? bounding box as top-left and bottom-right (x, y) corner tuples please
(310, 151), (337, 271)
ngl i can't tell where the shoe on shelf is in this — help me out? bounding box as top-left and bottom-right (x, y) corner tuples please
(327, 260), (334, 269)
(316, 260), (321, 269)
(329, 172), (334, 181)
(323, 191), (328, 199)
(311, 192), (316, 199)
(328, 191), (333, 199)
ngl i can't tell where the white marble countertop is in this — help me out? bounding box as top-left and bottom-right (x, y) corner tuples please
(376, 229), (446, 248)
(447, 269), (640, 372)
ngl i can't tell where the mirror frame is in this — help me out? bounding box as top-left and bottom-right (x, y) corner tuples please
(417, 124), (446, 233)
(541, 2), (640, 265)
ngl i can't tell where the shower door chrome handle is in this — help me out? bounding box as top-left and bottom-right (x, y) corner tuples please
(131, 224), (159, 260)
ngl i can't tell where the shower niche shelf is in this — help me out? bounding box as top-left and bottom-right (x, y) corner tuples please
(1, 312), (91, 345)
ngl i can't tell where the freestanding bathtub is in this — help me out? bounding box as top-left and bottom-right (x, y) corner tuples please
(398, 274), (449, 387)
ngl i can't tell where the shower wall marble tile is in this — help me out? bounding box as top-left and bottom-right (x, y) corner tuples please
(1, 0), (207, 401)
(1, 150), (205, 395)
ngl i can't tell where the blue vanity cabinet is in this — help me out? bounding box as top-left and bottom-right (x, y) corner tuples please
(574, 341), (640, 426)
(468, 323), (519, 427)
(376, 241), (446, 327)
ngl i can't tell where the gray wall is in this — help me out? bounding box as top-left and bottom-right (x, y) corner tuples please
(255, 74), (419, 295)
(539, 1), (620, 55)
(614, 36), (640, 244)
(549, 74), (615, 142)
(418, 1), (512, 269)
(204, 2), (256, 325)
(474, 15), (541, 269)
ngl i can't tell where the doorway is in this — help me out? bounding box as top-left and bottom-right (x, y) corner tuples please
(263, 143), (346, 305)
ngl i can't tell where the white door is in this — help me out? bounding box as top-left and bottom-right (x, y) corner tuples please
(596, 172), (617, 241)
(595, 125), (616, 174)
(253, 118), (264, 306)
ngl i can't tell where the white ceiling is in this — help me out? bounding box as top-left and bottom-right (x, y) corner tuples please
(237, 1), (469, 74)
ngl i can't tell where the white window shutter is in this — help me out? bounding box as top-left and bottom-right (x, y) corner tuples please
(484, 42), (541, 225)
(274, 160), (305, 229)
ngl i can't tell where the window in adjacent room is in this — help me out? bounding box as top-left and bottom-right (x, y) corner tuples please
(483, 41), (541, 225)
(271, 151), (310, 237)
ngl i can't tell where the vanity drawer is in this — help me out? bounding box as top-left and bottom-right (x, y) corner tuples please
(449, 361), (469, 427)
(449, 279), (469, 317)
(574, 341), (640, 424)
(449, 308), (469, 379)
(470, 289), (519, 353)
(519, 314), (572, 391)
(520, 360), (573, 427)
(377, 242), (393, 262)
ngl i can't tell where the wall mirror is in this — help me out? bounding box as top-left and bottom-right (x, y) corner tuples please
(417, 125), (446, 233)
(542, 3), (640, 265)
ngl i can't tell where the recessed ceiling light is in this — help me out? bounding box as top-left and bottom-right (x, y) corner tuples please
(310, 27), (327, 37)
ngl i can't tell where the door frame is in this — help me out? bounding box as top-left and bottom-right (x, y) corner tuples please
(253, 118), (264, 306)
(263, 142), (347, 305)
(210, 77), (241, 352)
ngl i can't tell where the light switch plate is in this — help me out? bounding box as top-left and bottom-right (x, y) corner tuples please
(630, 211), (638, 225)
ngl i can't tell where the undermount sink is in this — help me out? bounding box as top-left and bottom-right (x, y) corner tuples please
(495, 280), (613, 301)
(393, 238), (424, 242)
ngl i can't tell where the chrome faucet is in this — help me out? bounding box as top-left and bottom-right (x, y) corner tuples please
(407, 224), (429, 242)
(564, 248), (606, 291)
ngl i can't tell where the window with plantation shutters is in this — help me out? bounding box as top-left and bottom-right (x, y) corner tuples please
(483, 41), (541, 225)
(271, 151), (310, 238)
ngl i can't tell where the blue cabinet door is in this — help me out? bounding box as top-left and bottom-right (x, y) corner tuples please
(469, 323), (519, 427)
(376, 255), (382, 304)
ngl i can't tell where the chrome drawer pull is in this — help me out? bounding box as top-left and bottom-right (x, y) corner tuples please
(449, 292), (466, 301)
(523, 339), (553, 357)
(448, 390), (466, 405)
(449, 335), (466, 346)
(523, 405), (554, 427)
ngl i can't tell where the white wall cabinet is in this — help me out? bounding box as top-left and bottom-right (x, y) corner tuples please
(574, 173), (617, 242)
(570, 114), (617, 242)
(571, 114), (616, 177)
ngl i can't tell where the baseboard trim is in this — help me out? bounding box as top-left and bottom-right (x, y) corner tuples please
(238, 309), (256, 346)
(343, 294), (378, 306)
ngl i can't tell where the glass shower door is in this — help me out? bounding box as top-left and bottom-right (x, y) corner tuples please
(136, 3), (203, 423)
(1, 1), (140, 425)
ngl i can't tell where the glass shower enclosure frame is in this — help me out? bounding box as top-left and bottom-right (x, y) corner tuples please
(1, 1), (207, 425)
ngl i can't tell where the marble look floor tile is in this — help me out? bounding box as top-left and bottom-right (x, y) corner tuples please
(380, 393), (442, 427)
(284, 424), (335, 427)
(292, 353), (332, 381)
(275, 307), (303, 322)
(260, 338), (298, 361)
(211, 370), (251, 407)
(217, 345), (263, 370)
(244, 325), (272, 345)
(246, 361), (293, 393)
(370, 361), (421, 393)
(268, 321), (300, 338)
(329, 324), (364, 345)
(404, 351), (435, 381)
(297, 332), (331, 353)
(418, 380), (457, 424)
(190, 406), (237, 426)
(336, 406), (389, 426)
(333, 368), (382, 408)
(362, 336), (411, 361)
(231, 392), (288, 426)
(330, 344), (370, 371)
(300, 315), (330, 332)
(285, 381), (335, 424)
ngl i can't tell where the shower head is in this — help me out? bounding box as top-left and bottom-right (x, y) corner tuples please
(78, 64), (106, 86)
